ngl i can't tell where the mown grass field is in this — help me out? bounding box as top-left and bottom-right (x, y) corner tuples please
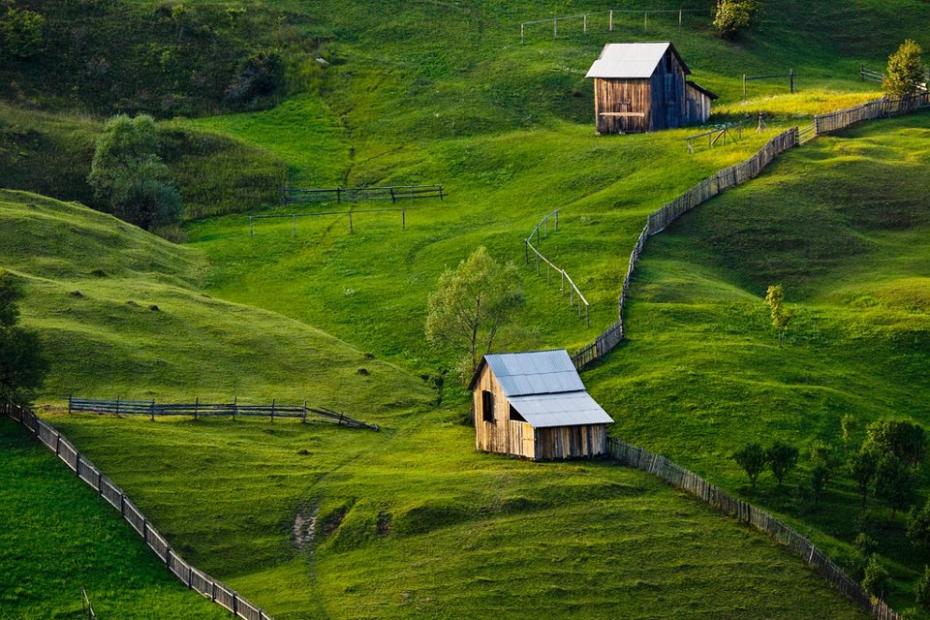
(3, 0), (930, 617)
(0, 417), (229, 619)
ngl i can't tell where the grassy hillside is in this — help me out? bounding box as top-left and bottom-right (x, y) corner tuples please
(0, 418), (227, 619)
(588, 112), (930, 609)
(0, 103), (285, 219)
(43, 411), (866, 620)
(0, 189), (429, 414)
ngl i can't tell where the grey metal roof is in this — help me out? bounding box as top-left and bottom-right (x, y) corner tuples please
(484, 350), (584, 397)
(509, 392), (614, 428)
(585, 42), (689, 79)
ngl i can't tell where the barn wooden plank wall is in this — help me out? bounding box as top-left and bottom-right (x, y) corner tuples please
(2, 402), (275, 620)
(571, 93), (930, 371)
(609, 437), (901, 620)
(536, 425), (607, 460)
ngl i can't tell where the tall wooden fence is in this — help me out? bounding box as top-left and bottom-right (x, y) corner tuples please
(68, 397), (380, 431)
(569, 92), (930, 370)
(609, 437), (900, 620)
(2, 402), (275, 620)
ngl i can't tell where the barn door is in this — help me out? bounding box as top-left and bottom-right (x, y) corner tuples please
(665, 74), (678, 128)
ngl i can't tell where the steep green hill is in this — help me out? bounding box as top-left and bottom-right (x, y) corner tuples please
(589, 112), (930, 609)
(0, 417), (228, 619)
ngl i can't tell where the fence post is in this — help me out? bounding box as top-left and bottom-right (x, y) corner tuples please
(520, 23), (524, 44)
(348, 211), (353, 234)
(860, 64), (864, 81)
(583, 14), (587, 33)
(679, 7), (683, 30)
(789, 68), (795, 94)
(150, 399), (155, 422)
(115, 396), (120, 416)
(742, 74), (747, 101)
(75, 453), (81, 476)
(291, 214), (296, 238)
(302, 401), (307, 424)
(336, 188), (341, 203)
(194, 397), (199, 420)
(555, 209), (559, 231)
(553, 17), (557, 38)
(68, 394), (72, 414)
(644, 11), (648, 31)
(390, 188), (396, 203)
(402, 208), (406, 230)
(233, 396), (238, 419)
(271, 399), (276, 423)
(609, 9), (613, 31)
(120, 492), (125, 517)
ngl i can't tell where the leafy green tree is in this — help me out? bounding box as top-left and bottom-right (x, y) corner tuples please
(766, 440), (798, 486)
(713, 0), (759, 39)
(883, 40), (927, 98)
(850, 447), (878, 509)
(861, 555), (890, 599)
(907, 498), (930, 550)
(426, 247), (524, 381)
(810, 464), (830, 506)
(87, 114), (182, 231)
(764, 284), (792, 338)
(733, 442), (767, 489)
(0, 270), (48, 405)
(916, 566), (930, 611)
(866, 420), (926, 466)
(875, 452), (919, 518)
(0, 1), (45, 59)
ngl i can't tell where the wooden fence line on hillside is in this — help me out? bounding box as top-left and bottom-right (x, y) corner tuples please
(608, 437), (901, 620)
(524, 209), (591, 325)
(1, 402), (275, 620)
(285, 184), (444, 204)
(68, 397), (380, 431)
(569, 92), (930, 370)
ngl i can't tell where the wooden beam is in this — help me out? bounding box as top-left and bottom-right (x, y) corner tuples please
(599, 112), (646, 118)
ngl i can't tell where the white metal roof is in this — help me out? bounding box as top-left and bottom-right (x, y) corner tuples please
(510, 392), (614, 428)
(585, 42), (683, 79)
(484, 350), (584, 397)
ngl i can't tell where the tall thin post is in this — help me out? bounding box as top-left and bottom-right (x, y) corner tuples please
(115, 396), (120, 416)
(249, 216), (254, 238)
(68, 394), (72, 414)
(583, 14), (587, 33)
(553, 17), (557, 38)
(555, 209), (559, 231)
(679, 8), (683, 30)
(291, 214), (296, 238)
(194, 397), (199, 420)
(742, 74), (747, 101)
(520, 23), (524, 44)
(149, 398), (154, 422)
(348, 211), (353, 233)
(644, 11), (648, 31)
(789, 68), (795, 94)
(402, 208), (406, 230)
(609, 9), (613, 31)
(271, 398), (275, 423)
(302, 401), (307, 424)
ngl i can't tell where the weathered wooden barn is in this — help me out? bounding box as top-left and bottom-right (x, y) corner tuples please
(585, 42), (718, 134)
(470, 350), (614, 460)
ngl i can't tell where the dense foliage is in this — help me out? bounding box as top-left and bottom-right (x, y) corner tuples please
(713, 0), (760, 39)
(87, 114), (181, 231)
(883, 40), (927, 97)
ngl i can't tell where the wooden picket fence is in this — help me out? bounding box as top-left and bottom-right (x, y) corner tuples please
(609, 437), (901, 620)
(570, 92), (930, 370)
(2, 402), (275, 620)
(67, 396), (380, 431)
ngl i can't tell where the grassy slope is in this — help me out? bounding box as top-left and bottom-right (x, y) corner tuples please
(0, 189), (428, 414)
(44, 411), (866, 620)
(589, 112), (930, 609)
(0, 418), (228, 619)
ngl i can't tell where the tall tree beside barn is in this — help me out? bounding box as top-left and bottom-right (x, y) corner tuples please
(883, 40), (927, 97)
(426, 247), (524, 382)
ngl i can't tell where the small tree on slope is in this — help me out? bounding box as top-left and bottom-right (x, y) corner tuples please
(733, 442), (766, 489)
(0, 270), (48, 405)
(87, 114), (181, 231)
(884, 39), (927, 98)
(426, 247), (524, 383)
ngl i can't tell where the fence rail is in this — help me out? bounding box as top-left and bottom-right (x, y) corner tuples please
(285, 184), (444, 204)
(569, 92), (930, 370)
(524, 209), (590, 325)
(2, 402), (275, 620)
(520, 8), (709, 43)
(68, 397), (380, 431)
(608, 437), (901, 620)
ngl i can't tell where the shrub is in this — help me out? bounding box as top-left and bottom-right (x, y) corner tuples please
(908, 498), (930, 550)
(861, 555), (890, 599)
(916, 566), (930, 611)
(733, 442), (766, 488)
(850, 447), (878, 509)
(866, 420), (926, 466)
(225, 49), (285, 107)
(0, 2), (45, 59)
(883, 40), (927, 98)
(713, 0), (759, 39)
(875, 452), (919, 517)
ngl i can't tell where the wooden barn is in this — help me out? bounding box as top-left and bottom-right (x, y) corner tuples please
(585, 42), (718, 134)
(470, 350), (614, 460)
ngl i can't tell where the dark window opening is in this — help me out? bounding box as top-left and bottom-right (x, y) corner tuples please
(482, 390), (495, 423)
(509, 405), (526, 423)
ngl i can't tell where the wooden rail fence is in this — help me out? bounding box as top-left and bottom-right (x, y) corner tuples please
(2, 402), (275, 620)
(68, 397), (380, 431)
(524, 209), (590, 325)
(569, 92), (930, 371)
(609, 437), (901, 620)
(286, 184), (444, 204)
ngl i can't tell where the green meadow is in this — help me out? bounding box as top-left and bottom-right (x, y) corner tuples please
(3, 0), (930, 617)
